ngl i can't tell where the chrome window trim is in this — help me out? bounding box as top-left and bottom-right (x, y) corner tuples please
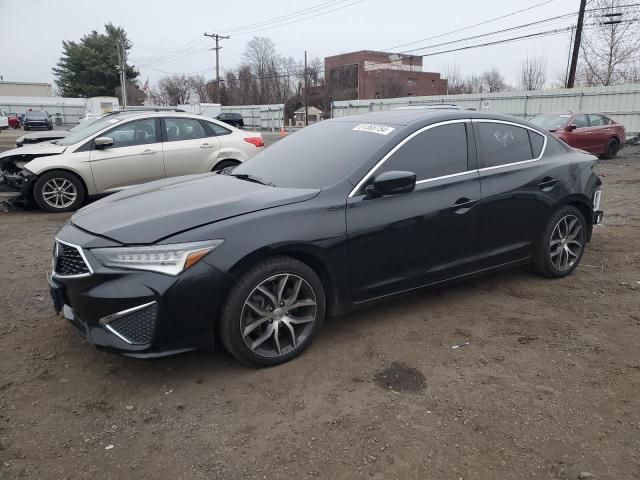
(472, 119), (547, 172)
(415, 170), (477, 185)
(348, 119), (470, 197)
(52, 238), (94, 278)
(98, 301), (157, 345)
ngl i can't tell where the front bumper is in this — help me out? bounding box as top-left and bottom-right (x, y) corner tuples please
(48, 224), (233, 357)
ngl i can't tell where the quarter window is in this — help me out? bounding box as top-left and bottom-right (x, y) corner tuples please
(103, 119), (157, 148)
(476, 122), (534, 168)
(205, 121), (232, 136)
(164, 118), (207, 142)
(379, 123), (468, 180)
(529, 130), (545, 158)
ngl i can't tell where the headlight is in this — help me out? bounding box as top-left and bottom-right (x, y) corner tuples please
(91, 240), (223, 275)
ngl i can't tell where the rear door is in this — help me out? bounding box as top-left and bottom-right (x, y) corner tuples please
(161, 117), (221, 177)
(346, 120), (483, 301)
(89, 118), (165, 193)
(473, 119), (553, 265)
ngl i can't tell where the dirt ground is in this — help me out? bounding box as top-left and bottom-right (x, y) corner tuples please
(1, 127), (639, 479)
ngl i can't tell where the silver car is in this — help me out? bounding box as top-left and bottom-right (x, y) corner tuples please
(0, 112), (264, 212)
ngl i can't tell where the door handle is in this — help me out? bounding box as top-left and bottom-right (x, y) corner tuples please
(538, 176), (559, 190)
(449, 197), (478, 213)
(200, 143), (215, 149)
(141, 149), (157, 155)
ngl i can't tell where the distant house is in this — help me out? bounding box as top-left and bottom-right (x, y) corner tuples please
(294, 106), (323, 126)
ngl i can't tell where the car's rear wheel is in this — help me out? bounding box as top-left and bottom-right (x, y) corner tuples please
(219, 256), (325, 366)
(33, 170), (85, 213)
(212, 159), (240, 172)
(602, 138), (620, 159)
(532, 206), (586, 278)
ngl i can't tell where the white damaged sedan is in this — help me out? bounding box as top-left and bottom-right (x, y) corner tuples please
(0, 111), (264, 212)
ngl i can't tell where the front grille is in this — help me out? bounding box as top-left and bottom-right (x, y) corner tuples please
(106, 303), (157, 345)
(54, 242), (90, 276)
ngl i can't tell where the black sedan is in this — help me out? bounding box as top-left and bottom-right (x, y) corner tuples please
(48, 110), (603, 366)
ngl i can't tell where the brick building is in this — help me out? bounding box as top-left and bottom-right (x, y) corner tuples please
(325, 50), (447, 101)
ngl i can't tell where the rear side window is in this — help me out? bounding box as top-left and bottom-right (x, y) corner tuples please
(380, 123), (468, 180)
(476, 122), (533, 168)
(588, 114), (606, 127)
(164, 118), (207, 142)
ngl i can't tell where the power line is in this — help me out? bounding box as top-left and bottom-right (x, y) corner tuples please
(231, 0), (368, 36)
(382, 0), (558, 51)
(219, 0), (350, 33)
(204, 33), (230, 103)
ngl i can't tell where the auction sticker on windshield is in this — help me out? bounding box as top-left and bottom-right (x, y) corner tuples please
(353, 123), (395, 135)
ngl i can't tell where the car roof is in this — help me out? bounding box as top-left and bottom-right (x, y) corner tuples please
(107, 111), (210, 121)
(329, 109), (532, 128)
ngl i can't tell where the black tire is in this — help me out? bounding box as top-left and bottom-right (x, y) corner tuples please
(219, 256), (326, 367)
(212, 159), (240, 171)
(601, 138), (619, 159)
(33, 170), (85, 213)
(532, 205), (587, 278)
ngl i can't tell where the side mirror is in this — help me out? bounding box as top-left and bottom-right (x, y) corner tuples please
(566, 124), (577, 132)
(367, 171), (416, 197)
(94, 136), (114, 148)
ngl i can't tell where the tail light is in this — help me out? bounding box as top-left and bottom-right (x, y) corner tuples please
(244, 137), (264, 148)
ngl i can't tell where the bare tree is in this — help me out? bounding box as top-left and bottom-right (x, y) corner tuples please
(243, 37), (278, 104)
(464, 74), (485, 93)
(577, 0), (640, 86)
(445, 64), (466, 94)
(520, 54), (547, 91)
(481, 68), (507, 92)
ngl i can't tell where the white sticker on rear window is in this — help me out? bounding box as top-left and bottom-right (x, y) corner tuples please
(353, 123), (395, 135)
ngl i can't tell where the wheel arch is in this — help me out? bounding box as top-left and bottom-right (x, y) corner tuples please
(212, 158), (241, 171)
(226, 245), (341, 318)
(31, 167), (90, 199)
(558, 194), (594, 241)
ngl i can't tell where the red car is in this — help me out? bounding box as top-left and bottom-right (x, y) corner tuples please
(530, 112), (625, 159)
(8, 115), (21, 129)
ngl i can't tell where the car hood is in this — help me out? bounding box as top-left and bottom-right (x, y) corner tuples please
(0, 142), (67, 159)
(71, 173), (321, 244)
(23, 131), (69, 140)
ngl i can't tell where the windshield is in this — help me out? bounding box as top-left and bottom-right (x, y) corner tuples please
(27, 111), (48, 118)
(232, 120), (396, 189)
(529, 114), (571, 131)
(57, 116), (123, 146)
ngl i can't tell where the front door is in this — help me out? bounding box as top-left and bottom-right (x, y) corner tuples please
(89, 118), (165, 193)
(346, 121), (482, 302)
(565, 114), (594, 152)
(161, 117), (221, 177)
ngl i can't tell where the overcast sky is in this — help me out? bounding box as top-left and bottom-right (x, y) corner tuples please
(0, 0), (579, 90)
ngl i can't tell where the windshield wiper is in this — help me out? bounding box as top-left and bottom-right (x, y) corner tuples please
(229, 173), (274, 187)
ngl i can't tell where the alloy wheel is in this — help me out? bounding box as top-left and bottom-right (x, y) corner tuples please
(549, 214), (584, 271)
(42, 178), (77, 209)
(240, 273), (317, 358)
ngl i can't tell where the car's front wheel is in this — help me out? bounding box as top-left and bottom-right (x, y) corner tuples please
(212, 159), (240, 171)
(219, 256), (326, 366)
(532, 206), (587, 278)
(33, 170), (85, 213)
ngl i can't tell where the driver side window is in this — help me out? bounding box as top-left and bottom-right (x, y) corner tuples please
(103, 119), (158, 148)
(573, 115), (588, 129)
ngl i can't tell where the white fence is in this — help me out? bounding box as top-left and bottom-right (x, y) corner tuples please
(331, 84), (640, 136)
(221, 104), (285, 131)
(0, 96), (87, 126)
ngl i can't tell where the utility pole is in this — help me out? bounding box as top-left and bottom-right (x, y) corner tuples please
(564, 25), (575, 88)
(116, 41), (127, 108)
(304, 50), (309, 126)
(204, 33), (230, 104)
(567, 0), (587, 88)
